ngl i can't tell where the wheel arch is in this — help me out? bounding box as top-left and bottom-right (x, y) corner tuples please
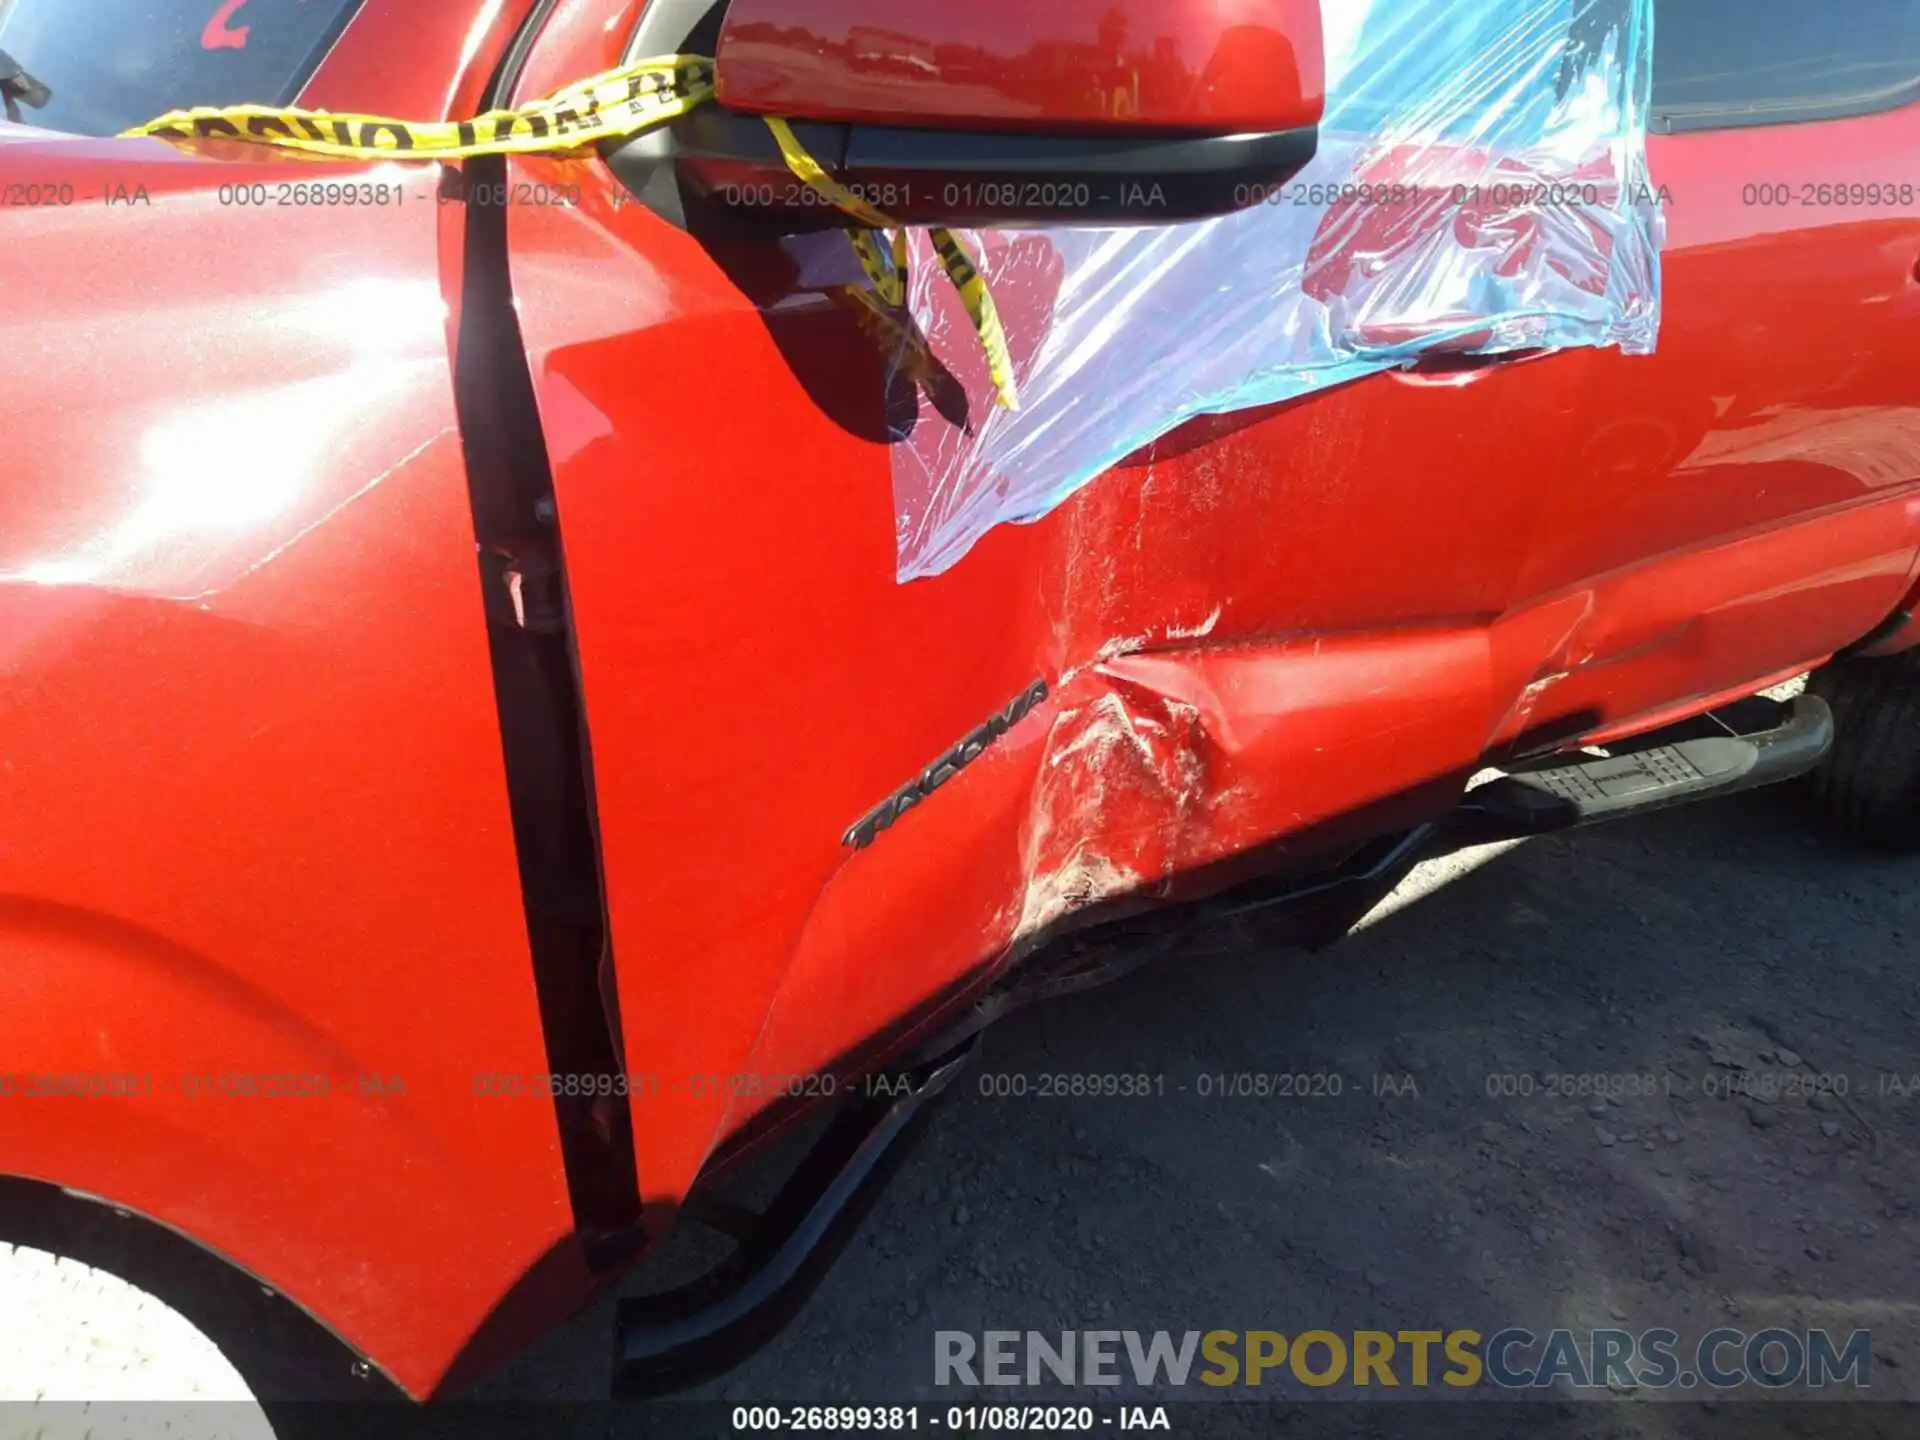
(0, 896), (568, 1398)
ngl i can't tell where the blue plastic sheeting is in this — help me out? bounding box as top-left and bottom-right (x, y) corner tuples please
(879, 0), (1662, 581)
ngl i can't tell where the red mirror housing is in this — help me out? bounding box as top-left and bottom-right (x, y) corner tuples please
(713, 1), (1325, 136)
(607, 0), (1326, 229)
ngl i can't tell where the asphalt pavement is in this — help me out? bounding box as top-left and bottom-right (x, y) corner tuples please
(474, 779), (1920, 1433)
(5, 776), (1915, 1440)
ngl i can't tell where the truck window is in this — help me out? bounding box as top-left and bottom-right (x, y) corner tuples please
(1653, 0), (1920, 132)
(0, 0), (364, 138)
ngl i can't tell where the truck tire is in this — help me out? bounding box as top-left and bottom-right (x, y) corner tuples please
(1807, 648), (1920, 853)
(0, 1241), (276, 1438)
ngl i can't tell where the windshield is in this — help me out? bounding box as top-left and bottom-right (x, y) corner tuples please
(0, 0), (365, 137)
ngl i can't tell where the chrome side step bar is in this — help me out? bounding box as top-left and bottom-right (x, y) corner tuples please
(1458, 693), (1833, 841)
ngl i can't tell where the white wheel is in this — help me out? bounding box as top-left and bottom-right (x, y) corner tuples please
(0, 1241), (277, 1439)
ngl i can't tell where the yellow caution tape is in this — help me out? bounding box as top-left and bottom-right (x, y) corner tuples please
(762, 117), (909, 309)
(124, 56), (1016, 409)
(835, 286), (968, 420)
(761, 116), (890, 229)
(848, 229), (910, 310)
(927, 228), (1018, 413)
(124, 56), (715, 159)
(764, 117), (1017, 410)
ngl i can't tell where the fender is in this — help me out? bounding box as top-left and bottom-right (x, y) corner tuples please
(0, 130), (587, 1397)
(0, 899), (564, 1391)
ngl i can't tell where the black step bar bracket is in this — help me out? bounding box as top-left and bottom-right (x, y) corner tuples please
(612, 1038), (977, 1398)
(1459, 693), (1833, 841)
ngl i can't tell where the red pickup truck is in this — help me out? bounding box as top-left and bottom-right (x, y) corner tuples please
(0, 0), (1916, 1417)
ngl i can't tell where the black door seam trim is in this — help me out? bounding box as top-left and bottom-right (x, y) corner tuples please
(451, 0), (641, 1247)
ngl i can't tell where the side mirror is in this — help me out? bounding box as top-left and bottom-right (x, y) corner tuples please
(606, 0), (1323, 230)
(0, 47), (54, 125)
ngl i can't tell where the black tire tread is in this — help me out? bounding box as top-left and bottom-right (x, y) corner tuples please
(1807, 649), (1920, 853)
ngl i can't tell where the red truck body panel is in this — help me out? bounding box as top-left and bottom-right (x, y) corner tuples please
(0, 0), (1916, 1399)
(0, 3), (579, 1399)
(713, 0), (1326, 134)
(503, 0), (1920, 1209)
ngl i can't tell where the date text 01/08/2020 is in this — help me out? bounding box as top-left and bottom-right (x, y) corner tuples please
(728, 1405), (1172, 1432)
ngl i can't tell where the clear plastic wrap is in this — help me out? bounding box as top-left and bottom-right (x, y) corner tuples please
(878, 0), (1662, 580)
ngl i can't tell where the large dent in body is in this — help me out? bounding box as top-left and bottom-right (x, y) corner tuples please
(1014, 684), (1212, 942)
(1006, 627), (1500, 947)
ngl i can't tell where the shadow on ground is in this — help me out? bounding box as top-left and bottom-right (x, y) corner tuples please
(461, 785), (1919, 1433)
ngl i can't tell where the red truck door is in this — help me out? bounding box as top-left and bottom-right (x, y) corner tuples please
(493, 0), (1916, 1212)
(494, 0), (1602, 1204)
(1503, 0), (1920, 742)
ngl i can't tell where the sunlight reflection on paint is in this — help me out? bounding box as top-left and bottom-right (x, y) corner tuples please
(5, 279), (447, 596)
